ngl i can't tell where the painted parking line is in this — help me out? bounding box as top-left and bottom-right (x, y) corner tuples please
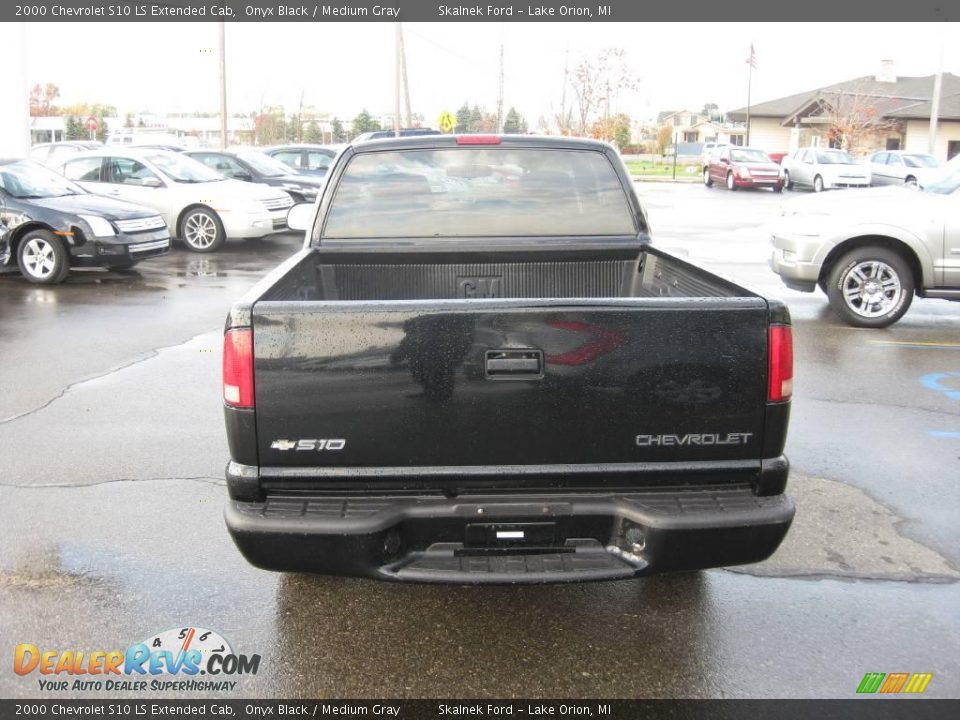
(920, 372), (960, 400)
(869, 341), (960, 350)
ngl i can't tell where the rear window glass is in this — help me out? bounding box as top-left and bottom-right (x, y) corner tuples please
(321, 148), (636, 239)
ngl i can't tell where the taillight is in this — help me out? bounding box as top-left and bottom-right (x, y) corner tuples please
(768, 325), (793, 402)
(457, 135), (502, 145)
(223, 328), (254, 408)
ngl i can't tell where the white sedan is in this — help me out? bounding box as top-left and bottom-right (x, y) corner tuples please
(781, 148), (871, 193)
(61, 149), (293, 252)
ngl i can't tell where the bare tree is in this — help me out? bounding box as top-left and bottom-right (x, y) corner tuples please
(820, 85), (899, 155)
(569, 48), (637, 136)
(29, 83), (60, 117)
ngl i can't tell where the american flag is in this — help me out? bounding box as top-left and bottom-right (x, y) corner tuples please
(746, 43), (757, 69)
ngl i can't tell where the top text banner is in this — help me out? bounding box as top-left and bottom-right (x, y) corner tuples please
(5, 0), (959, 22)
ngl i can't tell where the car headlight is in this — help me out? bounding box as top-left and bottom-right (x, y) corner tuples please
(739, 167), (751, 178)
(79, 215), (116, 237)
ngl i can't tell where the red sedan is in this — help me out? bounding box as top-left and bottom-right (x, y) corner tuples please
(703, 147), (784, 192)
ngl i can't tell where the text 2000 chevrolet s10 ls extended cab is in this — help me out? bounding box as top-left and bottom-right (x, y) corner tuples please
(221, 135), (795, 583)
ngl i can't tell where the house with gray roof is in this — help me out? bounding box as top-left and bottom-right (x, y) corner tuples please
(727, 64), (960, 160)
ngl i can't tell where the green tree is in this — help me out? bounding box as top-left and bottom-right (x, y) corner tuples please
(455, 103), (471, 133)
(468, 105), (484, 133)
(64, 116), (84, 141)
(613, 118), (631, 150)
(95, 117), (109, 143)
(656, 125), (673, 155)
(304, 120), (323, 144)
(503, 107), (527, 134)
(351, 109), (381, 138)
(331, 118), (347, 143)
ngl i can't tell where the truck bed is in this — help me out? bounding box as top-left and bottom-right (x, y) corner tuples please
(233, 246), (784, 492)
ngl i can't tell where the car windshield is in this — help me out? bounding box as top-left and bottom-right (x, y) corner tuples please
(903, 154), (938, 169)
(817, 150), (855, 164)
(730, 149), (770, 163)
(922, 170), (960, 195)
(235, 150), (291, 178)
(146, 152), (223, 182)
(0, 160), (84, 199)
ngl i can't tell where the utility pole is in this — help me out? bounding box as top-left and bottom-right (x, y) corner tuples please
(745, 42), (755, 146)
(398, 23), (411, 127)
(560, 45), (569, 134)
(497, 41), (505, 133)
(0, 22), (29, 157)
(218, 21), (227, 149)
(928, 26), (946, 156)
(394, 23), (401, 137)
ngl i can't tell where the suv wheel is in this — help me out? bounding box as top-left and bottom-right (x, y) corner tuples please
(703, 168), (713, 187)
(826, 247), (914, 328)
(783, 170), (792, 190)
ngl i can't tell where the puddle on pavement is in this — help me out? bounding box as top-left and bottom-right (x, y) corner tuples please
(736, 472), (960, 582)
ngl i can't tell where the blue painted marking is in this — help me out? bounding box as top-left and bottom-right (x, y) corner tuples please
(928, 431), (960, 439)
(920, 372), (960, 400)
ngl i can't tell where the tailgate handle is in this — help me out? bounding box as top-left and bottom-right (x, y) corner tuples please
(485, 349), (543, 378)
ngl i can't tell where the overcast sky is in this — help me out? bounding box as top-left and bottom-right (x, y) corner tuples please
(23, 22), (959, 124)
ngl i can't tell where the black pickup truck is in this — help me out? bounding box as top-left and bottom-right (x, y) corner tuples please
(221, 135), (794, 584)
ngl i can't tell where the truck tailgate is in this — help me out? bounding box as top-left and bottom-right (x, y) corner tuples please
(251, 297), (770, 478)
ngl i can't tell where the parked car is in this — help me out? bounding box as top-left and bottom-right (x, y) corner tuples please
(781, 148), (870, 192)
(264, 144), (341, 177)
(0, 159), (169, 284)
(29, 141), (103, 169)
(770, 171), (960, 327)
(353, 128), (442, 142)
(868, 151), (940, 188)
(222, 134), (795, 582)
(106, 130), (185, 148)
(703, 147), (784, 191)
(185, 148), (324, 204)
(700, 141), (729, 165)
(767, 151), (789, 165)
(129, 144), (186, 153)
(60, 149), (293, 252)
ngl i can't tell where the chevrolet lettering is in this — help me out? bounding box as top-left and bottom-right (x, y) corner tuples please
(635, 433), (754, 447)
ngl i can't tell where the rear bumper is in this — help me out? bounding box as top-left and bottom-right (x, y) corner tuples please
(225, 482), (795, 584)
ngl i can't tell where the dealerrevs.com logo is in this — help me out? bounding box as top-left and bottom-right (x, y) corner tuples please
(14, 627), (260, 693)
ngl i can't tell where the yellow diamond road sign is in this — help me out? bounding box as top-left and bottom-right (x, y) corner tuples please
(438, 111), (455, 134)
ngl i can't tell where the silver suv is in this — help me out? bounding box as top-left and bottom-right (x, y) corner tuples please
(770, 172), (960, 327)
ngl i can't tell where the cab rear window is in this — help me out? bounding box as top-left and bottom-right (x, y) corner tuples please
(321, 148), (636, 239)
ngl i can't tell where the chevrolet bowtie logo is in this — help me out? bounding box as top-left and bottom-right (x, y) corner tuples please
(270, 440), (297, 450)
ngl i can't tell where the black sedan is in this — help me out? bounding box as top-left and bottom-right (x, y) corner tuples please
(185, 148), (324, 204)
(262, 144), (340, 178)
(0, 159), (170, 284)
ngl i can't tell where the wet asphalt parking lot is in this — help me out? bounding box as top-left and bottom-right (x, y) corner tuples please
(1, 183), (958, 699)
